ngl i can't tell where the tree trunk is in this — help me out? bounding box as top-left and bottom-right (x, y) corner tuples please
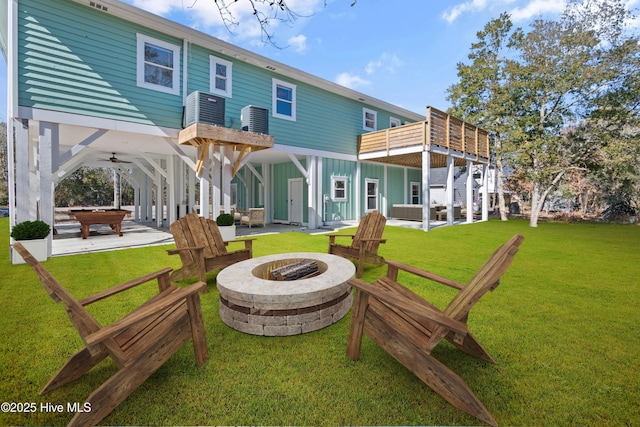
(529, 182), (542, 227)
(496, 156), (508, 221)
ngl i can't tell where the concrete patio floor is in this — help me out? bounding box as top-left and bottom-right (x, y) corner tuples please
(51, 218), (457, 257)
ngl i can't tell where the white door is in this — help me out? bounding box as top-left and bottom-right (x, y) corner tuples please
(288, 178), (304, 224)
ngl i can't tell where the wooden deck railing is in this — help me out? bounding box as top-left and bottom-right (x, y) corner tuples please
(359, 107), (490, 161)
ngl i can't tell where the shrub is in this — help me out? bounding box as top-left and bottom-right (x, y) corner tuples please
(216, 213), (234, 226)
(10, 220), (51, 240)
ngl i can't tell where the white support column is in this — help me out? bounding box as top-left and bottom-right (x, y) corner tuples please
(263, 163), (271, 224)
(221, 146), (232, 214)
(355, 161), (361, 219)
(446, 155), (455, 226)
(166, 155), (176, 225)
(14, 119), (30, 225)
(188, 167), (196, 214)
(421, 151), (431, 232)
(383, 165), (388, 217)
(403, 167), (408, 204)
(482, 164), (489, 221)
(212, 146), (221, 219)
(466, 160), (474, 223)
(155, 168), (162, 227)
(307, 155), (317, 229)
(316, 157), (324, 227)
(39, 122), (56, 257)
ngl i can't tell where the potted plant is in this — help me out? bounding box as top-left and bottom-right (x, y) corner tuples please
(216, 213), (236, 241)
(11, 219), (51, 264)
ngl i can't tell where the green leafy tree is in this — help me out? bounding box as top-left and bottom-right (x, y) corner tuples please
(447, 13), (523, 220)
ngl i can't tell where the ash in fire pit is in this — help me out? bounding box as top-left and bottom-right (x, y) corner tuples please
(268, 259), (319, 281)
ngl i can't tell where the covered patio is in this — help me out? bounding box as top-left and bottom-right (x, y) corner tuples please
(358, 106), (492, 231)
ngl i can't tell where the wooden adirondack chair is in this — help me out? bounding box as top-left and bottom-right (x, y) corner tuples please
(346, 234), (524, 427)
(328, 210), (387, 278)
(12, 242), (208, 427)
(168, 213), (254, 284)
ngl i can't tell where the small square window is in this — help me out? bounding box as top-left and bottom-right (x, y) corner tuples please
(332, 177), (347, 201)
(363, 108), (377, 131)
(137, 34), (180, 95)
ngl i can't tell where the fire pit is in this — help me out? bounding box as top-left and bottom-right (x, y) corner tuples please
(216, 252), (355, 336)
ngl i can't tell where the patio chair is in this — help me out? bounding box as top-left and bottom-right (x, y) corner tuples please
(12, 242), (208, 427)
(168, 213), (254, 284)
(328, 210), (387, 278)
(240, 208), (266, 228)
(346, 234), (525, 427)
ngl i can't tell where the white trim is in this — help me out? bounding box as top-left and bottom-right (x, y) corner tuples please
(209, 55), (233, 98)
(272, 78), (296, 121)
(331, 176), (348, 202)
(390, 117), (402, 127)
(363, 108), (377, 131)
(274, 143), (357, 162)
(18, 107), (180, 138)
(136, 33), (181, 95)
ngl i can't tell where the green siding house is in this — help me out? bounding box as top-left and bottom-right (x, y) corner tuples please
(1, 0), (490, 256)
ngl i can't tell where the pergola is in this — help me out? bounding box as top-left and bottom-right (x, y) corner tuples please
(358, 106), (492, 231)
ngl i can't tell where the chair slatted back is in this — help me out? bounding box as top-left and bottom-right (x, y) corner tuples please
(171, 214), (228, 263)
(12, 242), (127, 362)
(444, 234), (524, 321)
(353, 210), (386, 253)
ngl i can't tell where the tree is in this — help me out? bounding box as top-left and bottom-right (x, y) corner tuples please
(447, 13), (523, 221)
(449, 0), (638, 227)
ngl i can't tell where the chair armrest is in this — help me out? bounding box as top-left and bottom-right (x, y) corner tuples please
(359, 238), (387, 243)
(328, 234), (356, 238)
(79, 267), (174, 306)
(84, 281), (206, 347)
(166, 246), (205, 255)
(348, 278), (468, 336)
(385, 259), (465, 290)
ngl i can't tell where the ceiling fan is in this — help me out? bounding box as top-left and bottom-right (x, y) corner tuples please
(100, 153), (132, 164)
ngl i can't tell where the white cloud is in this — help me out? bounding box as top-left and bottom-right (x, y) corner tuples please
(127, 0), (325, 45)
(509, 0), (566, 22)
(443, 0), (539, 23)
(365, 53), (404, 75)
(335, 72), (371, 89)
(288, 34), (308, 53)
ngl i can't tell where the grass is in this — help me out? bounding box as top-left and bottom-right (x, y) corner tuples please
(1, 217), (639, 426)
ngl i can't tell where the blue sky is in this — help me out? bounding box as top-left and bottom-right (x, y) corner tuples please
(2, 0), (637, 118)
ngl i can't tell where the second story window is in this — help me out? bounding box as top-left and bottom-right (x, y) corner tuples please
(272, 78), (296, 121)
(210, 56), (232, 97)
(137, 34), (180, 95)
(363, 108), (377, 131)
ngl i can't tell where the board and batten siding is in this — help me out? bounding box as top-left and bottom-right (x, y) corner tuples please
(18, 0), (184, 128)
(322, 158), (357, 221)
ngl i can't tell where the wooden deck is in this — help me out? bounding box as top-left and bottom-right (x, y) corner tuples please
(358, 107), (490, 168)
(179, 123), (274, 175)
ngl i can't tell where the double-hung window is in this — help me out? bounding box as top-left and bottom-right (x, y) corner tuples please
(272, 79), (296, 121)
(363, 108), (377, 131)
(210, 55), (232, 97)
(136, 34), (180, 95)
(332, 177), (348, 201)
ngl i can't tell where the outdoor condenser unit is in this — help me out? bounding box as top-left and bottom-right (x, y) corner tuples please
(241, 105), (269, 134)
(183, 91), (226, 127)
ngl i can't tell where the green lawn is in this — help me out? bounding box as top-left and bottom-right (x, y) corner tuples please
(1, 217), (639, 426)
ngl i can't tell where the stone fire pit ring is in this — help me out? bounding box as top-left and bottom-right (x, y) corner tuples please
(217, 252), (355, 336)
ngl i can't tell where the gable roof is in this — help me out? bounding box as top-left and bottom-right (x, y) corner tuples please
(67, 0), (425, 122)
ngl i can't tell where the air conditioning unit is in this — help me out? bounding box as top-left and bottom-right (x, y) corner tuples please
(241, 105), (269, 134)
(183, 91), (225, 128)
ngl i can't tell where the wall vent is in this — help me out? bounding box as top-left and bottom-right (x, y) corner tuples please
(184, 91), (226, 128)
(241, 105), (269, 134)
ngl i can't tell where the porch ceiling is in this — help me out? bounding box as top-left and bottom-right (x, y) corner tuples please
(363, 152), (473, 169)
